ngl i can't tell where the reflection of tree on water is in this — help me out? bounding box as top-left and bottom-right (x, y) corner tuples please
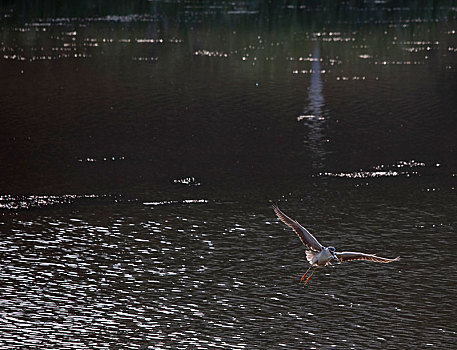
(299, 43), (327, 169)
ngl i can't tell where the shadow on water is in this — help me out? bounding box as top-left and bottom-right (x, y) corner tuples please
(1, 1), (457, 349)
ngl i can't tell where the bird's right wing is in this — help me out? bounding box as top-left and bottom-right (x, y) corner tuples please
(335, 251), (400, 263)
(272, 205), (323, 252)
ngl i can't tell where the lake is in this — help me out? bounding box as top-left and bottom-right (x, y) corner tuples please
(1, 1), (457, 348)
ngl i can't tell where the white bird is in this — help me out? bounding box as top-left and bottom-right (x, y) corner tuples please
(273, 205), (400, 285)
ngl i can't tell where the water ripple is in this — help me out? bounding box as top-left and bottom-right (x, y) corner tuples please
(1, 198), (455, 349)
(0, 194), (101, 210)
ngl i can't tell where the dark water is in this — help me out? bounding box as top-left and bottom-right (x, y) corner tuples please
(1, 1), (457, 348)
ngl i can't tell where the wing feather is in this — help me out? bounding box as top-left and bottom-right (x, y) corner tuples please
(335, 251), (400, 263)
(272, 205), (322, 252)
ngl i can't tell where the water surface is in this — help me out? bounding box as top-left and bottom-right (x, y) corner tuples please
(1, 2), (457, 349)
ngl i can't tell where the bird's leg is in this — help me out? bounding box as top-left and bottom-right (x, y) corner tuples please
(300, 265), (314, 282)
(303, 269), (316, 286)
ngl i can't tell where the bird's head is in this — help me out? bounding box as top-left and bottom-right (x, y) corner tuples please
(328, 246), (337, 259)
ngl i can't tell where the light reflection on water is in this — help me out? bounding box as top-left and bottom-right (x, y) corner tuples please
(1, 190), (457, 348)
(301, 43), (327, 169)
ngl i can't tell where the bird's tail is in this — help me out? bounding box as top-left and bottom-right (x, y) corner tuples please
(305, 250), (316, 265)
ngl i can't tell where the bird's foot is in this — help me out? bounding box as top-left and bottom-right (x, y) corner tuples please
(303, 270), (315, 286)
(303, 275), (313, 286)
(300, 271), (308, 282)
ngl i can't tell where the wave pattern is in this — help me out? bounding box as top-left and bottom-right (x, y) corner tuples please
(1, 200), (456, 348)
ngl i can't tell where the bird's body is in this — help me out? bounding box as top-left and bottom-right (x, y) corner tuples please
(306, 248), (334, 266)
(272, 205), (400, 285)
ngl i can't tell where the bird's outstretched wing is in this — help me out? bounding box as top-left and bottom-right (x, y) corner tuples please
(272, 205), (323, 252)
(335, 251), (400, 263)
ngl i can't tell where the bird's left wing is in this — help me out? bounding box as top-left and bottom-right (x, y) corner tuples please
(335, 251), (400, 263)
(272, 205), (323, 252)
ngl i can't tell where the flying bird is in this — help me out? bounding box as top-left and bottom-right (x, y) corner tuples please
(273, 205), (399, 285)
